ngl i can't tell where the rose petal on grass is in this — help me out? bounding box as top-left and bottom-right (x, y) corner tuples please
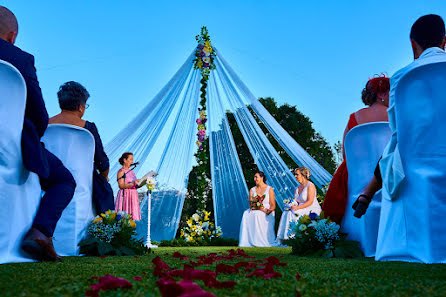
(153, 256), (172, 276)
(173, 251), (189, 260)
(295, 273), (301, 281)
(132, 276), (143, 281)
(215, 263), (238, 274)
(87, 274), (133, 296)
(157, 278), (216, 297)
(85, 289), (98, 297)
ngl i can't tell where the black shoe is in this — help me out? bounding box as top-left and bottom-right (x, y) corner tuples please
(352, 194), (372, 219)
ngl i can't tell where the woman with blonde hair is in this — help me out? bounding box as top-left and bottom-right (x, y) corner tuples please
(276, 167), (321, 241)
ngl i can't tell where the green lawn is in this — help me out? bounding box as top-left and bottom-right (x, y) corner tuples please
(0, 247), (444, 297)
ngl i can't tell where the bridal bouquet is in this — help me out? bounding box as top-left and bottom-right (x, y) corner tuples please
(283, 212), (363, 258)
(250, 194), (265, 211)
(283, 197), (298, 211)
(78, 210), (150, 256)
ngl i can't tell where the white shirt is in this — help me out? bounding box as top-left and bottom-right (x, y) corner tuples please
(380, 47), (446, 199)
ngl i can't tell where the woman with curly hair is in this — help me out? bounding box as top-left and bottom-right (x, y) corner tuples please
(322, 75), (390, 224)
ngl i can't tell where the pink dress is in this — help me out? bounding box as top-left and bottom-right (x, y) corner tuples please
(114, 169), (141, 221)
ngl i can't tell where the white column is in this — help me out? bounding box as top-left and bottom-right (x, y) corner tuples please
(145, 191), (158, 248)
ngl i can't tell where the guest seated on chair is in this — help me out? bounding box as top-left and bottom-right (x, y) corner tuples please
(49, 81), (114, 214)
(0, 6), (75, 262)
(322, 75), (390, 224)
(239, 172), (278, 247)
(353, 14), (446, 218)
(277, 167), (321, 242)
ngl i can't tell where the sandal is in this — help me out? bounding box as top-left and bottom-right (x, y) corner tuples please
(352, 194), (372, 218)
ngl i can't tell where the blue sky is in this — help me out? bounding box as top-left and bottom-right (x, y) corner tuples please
(2, 0), (446, 147)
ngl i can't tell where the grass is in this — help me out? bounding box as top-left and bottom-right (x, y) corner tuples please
(0, 247), (444, 297)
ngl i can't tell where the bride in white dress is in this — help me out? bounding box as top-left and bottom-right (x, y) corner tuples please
(277, 167), (321, 241)
(239, 172), (278, 247)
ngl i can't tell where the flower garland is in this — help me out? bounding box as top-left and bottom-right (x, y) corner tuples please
(192, 26), (216, 209)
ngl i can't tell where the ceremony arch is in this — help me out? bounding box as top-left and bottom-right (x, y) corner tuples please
(105, 28), (332, 241)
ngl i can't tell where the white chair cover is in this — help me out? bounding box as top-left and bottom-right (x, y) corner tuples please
(0, 60), (41, 264)
(376, 61), (446, 263)
(42, 124), (95, 256)
(341, 122), (391, 257)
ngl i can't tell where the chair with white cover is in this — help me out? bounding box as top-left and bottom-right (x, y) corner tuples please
(376, 61), (446, 263)
(42, 124), (95, 256)
(341, 122), (391, 257)
(0, 60), (41, 264)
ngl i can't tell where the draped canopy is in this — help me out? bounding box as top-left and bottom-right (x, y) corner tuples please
(105, 48), (332, 241)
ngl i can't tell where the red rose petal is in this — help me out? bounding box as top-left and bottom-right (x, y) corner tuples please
(132, 276), (143, 281)
(295, 273), (301, 281)
(215, 263), (238, 274)
(88, 274), (133, 295)
(85, 289), (98, 297)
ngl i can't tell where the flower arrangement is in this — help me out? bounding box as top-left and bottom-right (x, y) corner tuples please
(78, 210), (150, 256)
(283, 197), (298, 211)
(193, 26), (216, 81)
(139, 170), (158, 193)
(193, 26), (215, 151)
(192, 26), (216, 210)
(283, 212), (363, 258)
(180, 210), (222, 244)
(249, 194), (265, 211)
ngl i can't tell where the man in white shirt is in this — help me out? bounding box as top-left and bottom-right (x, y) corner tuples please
(353, 14), (446, 217)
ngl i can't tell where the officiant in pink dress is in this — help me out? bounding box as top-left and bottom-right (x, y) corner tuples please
(115, 152), (142, 220)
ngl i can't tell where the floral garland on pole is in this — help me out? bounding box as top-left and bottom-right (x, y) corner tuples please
(192, 27), (216, 209)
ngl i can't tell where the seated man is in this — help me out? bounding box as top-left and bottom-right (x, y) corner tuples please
(353, 14), (446, 216)
(0, 6), (76, 261)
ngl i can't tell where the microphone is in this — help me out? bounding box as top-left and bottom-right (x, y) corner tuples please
(130, 162), (139, 166)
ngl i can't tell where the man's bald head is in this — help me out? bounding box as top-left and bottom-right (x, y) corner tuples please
(0, 6), (18, 44)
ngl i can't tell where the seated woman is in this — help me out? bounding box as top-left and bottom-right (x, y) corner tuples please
(49, 81), (114, 214)
(239, 172), (278, 247)
(277, 167), (321, 242)
(322, 75), (390, 224)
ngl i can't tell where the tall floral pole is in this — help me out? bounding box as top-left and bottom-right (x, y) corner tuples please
(193, 27), (216, 210)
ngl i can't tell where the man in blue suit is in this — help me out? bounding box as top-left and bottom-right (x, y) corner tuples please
(0, 6), (76, 261)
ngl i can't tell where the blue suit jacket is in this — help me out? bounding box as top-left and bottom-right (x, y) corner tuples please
(0, 38), (50, 178)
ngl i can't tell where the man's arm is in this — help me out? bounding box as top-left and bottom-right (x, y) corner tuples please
(22, 54), (48, 138)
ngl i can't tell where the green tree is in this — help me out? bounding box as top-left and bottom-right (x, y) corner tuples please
(251, 97), (336, 175)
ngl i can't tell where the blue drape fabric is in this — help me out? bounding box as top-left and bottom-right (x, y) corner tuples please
(105, 49), (332, 241)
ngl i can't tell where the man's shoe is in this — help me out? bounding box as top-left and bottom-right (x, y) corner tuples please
(20, 227), (62, 262)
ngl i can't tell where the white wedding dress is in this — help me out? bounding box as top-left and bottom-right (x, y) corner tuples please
(276, 182), (321, 241)
(239, 186), (278, 247)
